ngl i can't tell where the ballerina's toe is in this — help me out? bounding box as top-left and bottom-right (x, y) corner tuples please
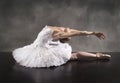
(96, 53), (111, 60)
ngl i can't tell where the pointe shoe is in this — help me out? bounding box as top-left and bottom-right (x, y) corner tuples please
(96, 53), (111, 60)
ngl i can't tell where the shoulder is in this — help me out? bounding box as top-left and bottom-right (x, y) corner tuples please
(40, 25), (53, 33)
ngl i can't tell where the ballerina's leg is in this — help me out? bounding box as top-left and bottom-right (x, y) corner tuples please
(70, 51), (111, 61)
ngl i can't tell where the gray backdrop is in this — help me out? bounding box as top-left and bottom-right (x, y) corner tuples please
(0, 0), (120, 52)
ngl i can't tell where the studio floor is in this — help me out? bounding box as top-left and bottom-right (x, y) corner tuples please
(0, 52), (120, 83)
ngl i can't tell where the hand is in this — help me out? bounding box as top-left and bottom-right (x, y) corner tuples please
(94, 32), (106, 40)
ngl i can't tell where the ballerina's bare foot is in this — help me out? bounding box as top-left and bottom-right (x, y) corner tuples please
(96, 53), (111, 60)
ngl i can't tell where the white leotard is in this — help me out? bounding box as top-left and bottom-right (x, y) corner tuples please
(12, 25), (72, 68)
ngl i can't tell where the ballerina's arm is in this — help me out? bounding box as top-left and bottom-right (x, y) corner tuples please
(49, 26), (105, 40)
(69, 28), (106, 40)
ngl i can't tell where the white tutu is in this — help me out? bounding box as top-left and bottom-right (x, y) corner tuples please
(12, 25), (72, 68)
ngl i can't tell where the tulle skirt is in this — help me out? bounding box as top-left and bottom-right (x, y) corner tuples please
(13, 43), (72, 68)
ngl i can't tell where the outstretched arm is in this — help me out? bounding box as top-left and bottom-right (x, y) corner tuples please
(49, 26), (105, 40)
(70, 29), (105, 40)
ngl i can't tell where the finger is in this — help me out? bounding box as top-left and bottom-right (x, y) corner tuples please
(101, 35), (105, 39)
(99, 33), (105, 39)
(101, 34), (106, 39)
(101, 33), (106, 38)
(100, 35), (104, 39)
(102, 35), (105, 39)
(97, 35), (103, 40)
(101, 37), (104, 39)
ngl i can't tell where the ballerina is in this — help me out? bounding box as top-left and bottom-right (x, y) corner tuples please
(12, 25), (111, 68)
